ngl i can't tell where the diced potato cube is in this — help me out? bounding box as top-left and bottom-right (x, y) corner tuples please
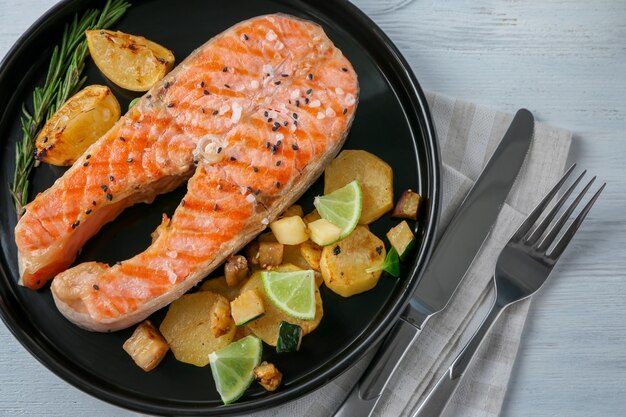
(300, 240), (322, 271)
(231, 289), (265, 326)
(281, 204), (304, 218)
(387, 221), (415, 259)
(224, 255), (248, 287)
(308, 219), (342, 246)
(270, 216), (309, 245)
(392, 190), (421, 220)
(210, 297), (234, 338)
(254, 361), (283, 391)
(123, 320), (169, 372)
(258, 241), (284, 267)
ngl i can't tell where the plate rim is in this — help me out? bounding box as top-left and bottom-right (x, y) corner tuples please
(0, 0), (441, 414)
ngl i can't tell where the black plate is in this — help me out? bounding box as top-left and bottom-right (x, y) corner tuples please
(0, 0), (440, 415)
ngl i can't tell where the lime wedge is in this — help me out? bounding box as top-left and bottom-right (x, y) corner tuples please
(208, 335), (263, 405)
(261, 270), (316, 320)
(314, 180), (362, 241)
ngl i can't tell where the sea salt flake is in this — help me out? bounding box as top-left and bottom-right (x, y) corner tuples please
(317, 112), (326, 120)
(246, 194), (255, 203)
(266, 30), (278, 41)
(309, 100), (321, 108)
(326, 108), (336, 117)
(344, 94), (356, 106)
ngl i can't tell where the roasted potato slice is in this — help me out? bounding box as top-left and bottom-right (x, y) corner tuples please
(160, 291), (236, 367)
(199, 276), (242, 301)
(34, 85), (120, 166)
(86, 30), (175, 91)
(324, 150), (393, 224)
(243, 264), (323, 346)
(320, 225), (386, 297)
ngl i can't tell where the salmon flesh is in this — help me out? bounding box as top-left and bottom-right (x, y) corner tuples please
(14, 14), (359, 331)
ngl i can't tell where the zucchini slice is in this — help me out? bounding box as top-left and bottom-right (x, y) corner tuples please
(231, 290), (265, 326)
(276, 321), (303, 353)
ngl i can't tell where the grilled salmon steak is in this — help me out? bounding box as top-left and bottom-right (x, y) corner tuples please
(14, 14), (358, 331)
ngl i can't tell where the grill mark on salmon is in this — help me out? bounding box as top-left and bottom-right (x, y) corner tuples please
(14, 14), (358, 331)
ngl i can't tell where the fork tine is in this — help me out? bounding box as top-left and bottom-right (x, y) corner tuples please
(511, 163), (577, 242)
(548, 183), (605, 259)
(525, 170), (586, 245)
(536, 176), (596, 252)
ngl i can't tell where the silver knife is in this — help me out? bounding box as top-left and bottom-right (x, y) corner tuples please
(333, 109), (534, 417)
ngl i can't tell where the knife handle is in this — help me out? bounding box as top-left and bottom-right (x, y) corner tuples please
(333, 317), (420, 417)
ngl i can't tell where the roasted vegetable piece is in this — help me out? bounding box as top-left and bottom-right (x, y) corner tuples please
(270, 216), (309, 245)
(276, 321), (303, 353)
(243, 265), (323, 346)
(254, 361), (283, 391)
(300, 240), (322, 271)
(282, 244), (312, 271)
(210, 297), (234, 338)
(302, 209), (321, 225)
(123, 320), (169, 372)
(392, 190), (421, 220)
(281, 204), (304, 218)
(231, 289), (265, 326)
(86, 30), (175, 91)
(258, 241), (284, 267)
(35, 85), (120, 166)
(320, 225), (386, 297)
(160, 291), (236, 367)
(308, 219), (342, 246)
(387, 221), (416, 260)
(224, 255), (248, 287)
(199, 276), (241, 301)
(324, 150), (393, 224)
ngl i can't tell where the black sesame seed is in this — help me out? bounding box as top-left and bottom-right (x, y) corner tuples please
(276, 182), (281, 188)
(255, 189), (261, 195)
(167, 102), (175, 107)
(224, 84), (230, 88)
(253, 167), (259, 172)
(274, 81), (281, 85)
(86, 154), (91, 159)
(181, 199), (185, 207)
(43, 137), (48, 143)
(272, 125), (280, 132)
(343, 108), (348, 114)
(127, 157), (133, 163)
(341, 67), (348, 72)
(276, 140), (282, 146)
(266, 142), (271, 148)
(307, 73), (313, 80)
(375, 245), (383, 255)
(200, 81), (205, 87)
(158, 57), (166, 64)
(306, 88), (312, 94)
(214, 204), (219, 211)
(101, 185), (108, 192)
(283, 121), (289, 126)
(295, 100), (300, 107)
(276, 160), (282, 166)
(333, 245), (341, 255)
(83, 162), (89, 167)
(267, 118), (273, 123)
(305, 98), (310, 104)
(264, 111), (269, 117)
(92, 201), (97, 206)
(212, 110), (219, 115)
(106, 193), (113, 201)
(230, 156), (237, 161)
(243, 34), (249, 40)
(292, 113), (298, 119)
(164, 81), (170, 88)
(146, 95), (152, 99)
(274, 122), (280, 128)
(223, 67), (228, 72)
(85, 209), (92, 215)
(201, 108), (206, 114)
(247, 186), (254, 193)
(119, 137), (126, 142)
(294, 120), (298, 126)
(217, 147), (222, 153)
(203, 89), (210, 95)
(93, 284), (99, 290)
(271, 145), (278, 154)
(281, 73), (289, 77)
(292, 144), (299, 151)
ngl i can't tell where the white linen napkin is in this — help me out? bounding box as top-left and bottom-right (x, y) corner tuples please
(248, 91), (572, 417)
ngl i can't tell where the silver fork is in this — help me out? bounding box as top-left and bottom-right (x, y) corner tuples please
(412, 165), (605, 417)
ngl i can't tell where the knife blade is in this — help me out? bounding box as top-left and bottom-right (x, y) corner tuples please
(333, 109), (534, 417)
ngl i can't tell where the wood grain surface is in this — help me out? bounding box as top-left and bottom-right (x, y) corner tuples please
(1, 1), (625, 416)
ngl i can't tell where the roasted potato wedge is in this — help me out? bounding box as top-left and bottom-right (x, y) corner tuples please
(324, 150), (393, 224)
(34, 85), (120, 166)
(199, 276), (242, 301)
(243, 264), (323, 346)
(160, 291), (236, 367)
(86, 30), (175, 91)
(320, 225), (386, 297)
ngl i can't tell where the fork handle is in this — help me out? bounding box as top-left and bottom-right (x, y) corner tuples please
(412, 291), (504, 417)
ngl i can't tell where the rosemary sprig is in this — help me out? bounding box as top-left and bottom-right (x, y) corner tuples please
(10, 0), (131, 218)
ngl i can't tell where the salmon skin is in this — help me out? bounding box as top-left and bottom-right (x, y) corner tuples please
(14, 14), (358, 331)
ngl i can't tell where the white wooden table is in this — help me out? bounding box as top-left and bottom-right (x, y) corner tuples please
(1, 1), (625, 416)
